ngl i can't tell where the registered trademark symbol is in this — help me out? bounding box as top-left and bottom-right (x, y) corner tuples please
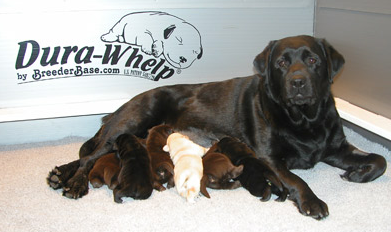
(177, 69), (181, 74)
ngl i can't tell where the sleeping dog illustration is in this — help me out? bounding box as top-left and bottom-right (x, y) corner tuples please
(101, 11), (203, 69)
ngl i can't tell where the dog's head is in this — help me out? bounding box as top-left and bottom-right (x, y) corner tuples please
(254, 35), (344, 109)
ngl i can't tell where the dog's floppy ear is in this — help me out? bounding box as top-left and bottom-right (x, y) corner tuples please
(253, 40), (277, 78)
(318, 39), (345, 82)
(164, 25), (176, 39)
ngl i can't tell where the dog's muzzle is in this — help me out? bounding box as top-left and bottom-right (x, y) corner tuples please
(286, 74), (316, 106)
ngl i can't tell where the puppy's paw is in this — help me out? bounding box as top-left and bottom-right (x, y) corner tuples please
(89, 178), (103, 188)
(153, 181), (166, 191)
(297, 196), (329, 220)
(62, 172), (89, 199)
(274, 187), (288, 202)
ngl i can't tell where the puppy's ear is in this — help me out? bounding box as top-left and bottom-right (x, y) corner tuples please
(318, 38), (345, 82)
(253, 40), (277, 78)
(164, 25), (176, 39)
(231, 164), (244, 179)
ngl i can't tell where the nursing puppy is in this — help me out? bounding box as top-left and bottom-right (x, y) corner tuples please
(213, 137), (286, 201)
(88, 153), (120, 190)
(113, 133), (159, 203)
(146, 125), (175, 189)
(200, 151), (244, 198)
(163, 132), (208, 203)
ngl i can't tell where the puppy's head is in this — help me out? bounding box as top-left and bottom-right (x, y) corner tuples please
(206, 164), (243, 190)
(163, 133), (189, 153)
(115, 133), (146, 160)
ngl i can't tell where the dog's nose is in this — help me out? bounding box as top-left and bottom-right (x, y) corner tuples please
(291, 76), (306, 88)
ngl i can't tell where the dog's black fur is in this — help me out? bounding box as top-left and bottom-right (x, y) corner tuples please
(47, 35), (387, 219)
(113, 133), (157, 203)
(211, 137), (287, 202)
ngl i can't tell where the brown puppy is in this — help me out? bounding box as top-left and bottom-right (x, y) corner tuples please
(200, 150), (243, 198)
(146, 125), (175, 189)
(88, 153), (119, 190)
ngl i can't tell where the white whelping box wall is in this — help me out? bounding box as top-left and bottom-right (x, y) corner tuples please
(0, 0), (315, 144)
(1, 0), (314, 111)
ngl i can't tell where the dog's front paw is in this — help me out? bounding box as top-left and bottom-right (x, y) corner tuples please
(47, 160), (80, 190)
(297, 196), (329, 220)
(62, 171), (89, 199)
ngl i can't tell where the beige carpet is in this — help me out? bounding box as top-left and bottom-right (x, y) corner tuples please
(0, 127), (390, 232)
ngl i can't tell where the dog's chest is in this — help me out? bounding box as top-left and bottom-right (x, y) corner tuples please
(275, 128), (328, 169)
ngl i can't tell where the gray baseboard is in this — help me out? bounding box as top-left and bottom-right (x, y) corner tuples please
(342, 119), (391, 150)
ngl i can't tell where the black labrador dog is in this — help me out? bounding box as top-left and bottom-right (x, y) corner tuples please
(47, 35), (387, 219)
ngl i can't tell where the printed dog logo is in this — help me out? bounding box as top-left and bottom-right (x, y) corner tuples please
(101, 11), (203, 70)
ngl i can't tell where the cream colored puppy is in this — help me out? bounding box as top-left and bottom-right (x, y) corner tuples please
(163, 132), (209, 203)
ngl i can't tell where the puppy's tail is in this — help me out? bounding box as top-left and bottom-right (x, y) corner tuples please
(176, 171), (201, 202)
(176, 170), (191, 197)
(200, 175), (210, 198)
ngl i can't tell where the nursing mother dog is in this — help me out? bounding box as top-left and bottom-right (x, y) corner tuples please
(47, 35), (387, 220)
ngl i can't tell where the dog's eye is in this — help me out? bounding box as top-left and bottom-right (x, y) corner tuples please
(308, 57), (317, 64)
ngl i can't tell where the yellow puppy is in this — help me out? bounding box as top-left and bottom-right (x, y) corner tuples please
(163, 133), (209, 203)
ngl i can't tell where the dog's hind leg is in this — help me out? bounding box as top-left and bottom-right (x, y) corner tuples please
(47, 159), (80, 190)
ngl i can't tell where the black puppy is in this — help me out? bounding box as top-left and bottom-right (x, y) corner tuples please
(113, 133), (158, 203)
(48, 35), (386, 220)
(211, 137), (287, 201)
